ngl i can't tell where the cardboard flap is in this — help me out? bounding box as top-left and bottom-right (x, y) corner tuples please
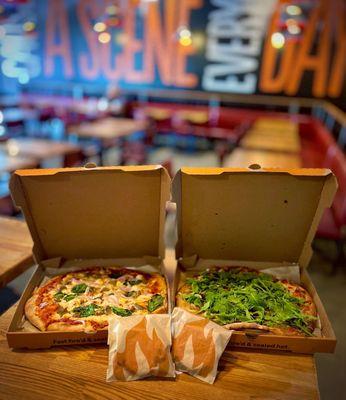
(10, 165), (170, 264)
(172, 167), (337, 269)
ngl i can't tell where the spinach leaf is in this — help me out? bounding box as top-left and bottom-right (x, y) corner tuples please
(73, 304), (100, 317)
(71, 283), (88, 294)
(125, 279), (143, 286)
(111, 307), (133, 317)
(148, 294), (164, 312)
(54, 292), (65, 301)
(64, 293), (77, 302)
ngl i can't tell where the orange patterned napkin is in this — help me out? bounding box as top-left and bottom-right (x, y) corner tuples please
(107, 314), (175, 381)
(172, 307), (232, 384)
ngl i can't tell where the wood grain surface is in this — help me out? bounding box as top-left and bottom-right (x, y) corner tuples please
(0, 303), (319, 400)
(69, 117), (147, 140)
(5, 139), (81, 160)
(0, 217), (33, 288)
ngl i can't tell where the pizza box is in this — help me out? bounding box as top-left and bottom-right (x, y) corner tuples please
(172, 166), (338, 354)
(7, 165), (171, 349)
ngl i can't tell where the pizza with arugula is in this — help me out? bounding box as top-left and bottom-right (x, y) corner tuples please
(177, 267), (317, 336)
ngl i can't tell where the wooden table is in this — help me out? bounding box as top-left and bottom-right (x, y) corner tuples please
(0, 217), (33, 289)
(4, 139), (81, 161)
(224, 148), (302, 169)
(0, 304), (319, 399)
(0, 248), (319, 399)
(0, 152), (39, 174)
(69, 117), (147, 140)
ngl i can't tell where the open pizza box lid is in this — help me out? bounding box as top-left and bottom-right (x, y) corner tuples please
(172, 167), (337, 270)
(10, 165), (170, 271)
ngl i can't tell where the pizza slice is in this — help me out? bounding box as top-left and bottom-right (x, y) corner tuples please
(176, 267), (317, 336)
(25, 267), (167, 332)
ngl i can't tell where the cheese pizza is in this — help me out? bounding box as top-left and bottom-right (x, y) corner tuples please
(25, 267), (167, 332)
(176, 267), (317, 336)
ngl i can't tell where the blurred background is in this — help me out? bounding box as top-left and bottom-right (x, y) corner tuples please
(0, 0), (345, 398)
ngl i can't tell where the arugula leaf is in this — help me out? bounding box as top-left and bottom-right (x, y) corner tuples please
(111, 307), (133, 317)
(71, 283), (88, 294)
(148, 294), (164, 312)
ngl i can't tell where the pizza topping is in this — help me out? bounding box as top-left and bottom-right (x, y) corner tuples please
(148, 294), (164, 312)
(124, 291), (136, 298)
(27, 267), (167, 332)
(73, 304), (103, 317)
(71, 283), (88, 294)
(112, 307), (133, 317)
(183, 268), (316, 336)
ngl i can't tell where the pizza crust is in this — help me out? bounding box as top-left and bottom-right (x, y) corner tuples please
(24, 293), (46, 332)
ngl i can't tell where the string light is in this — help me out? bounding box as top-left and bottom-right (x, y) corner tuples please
(106, 5), (118, 15)
(98, 32), (111, 43)
(179, 36), (192, 46)
(286, 5), (302, 16)
(23, 21), (36, 32)
(271, 32), (285, 49)
(93, 22), (106, 33)
(178, 26), (192, 47)
(286, 20), (301, 35)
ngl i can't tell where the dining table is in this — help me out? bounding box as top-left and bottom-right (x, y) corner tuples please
(0, 152), (39, 174)
(0, 239), (320, 399)
(3, 138), (81, 161)
(68, 117), (147, 141)
(0, 217), (33, 289)
(68, 117), (148, 165)
(225, 148), (302, 169)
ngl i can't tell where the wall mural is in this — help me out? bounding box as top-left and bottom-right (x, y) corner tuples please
(0, 0), (345, 107)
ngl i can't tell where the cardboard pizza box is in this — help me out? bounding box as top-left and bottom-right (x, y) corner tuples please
(7, 165), (171, 349)
(172, 166), (337, 354)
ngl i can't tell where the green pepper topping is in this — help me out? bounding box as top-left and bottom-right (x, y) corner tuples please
(148, 294), (164, 312)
